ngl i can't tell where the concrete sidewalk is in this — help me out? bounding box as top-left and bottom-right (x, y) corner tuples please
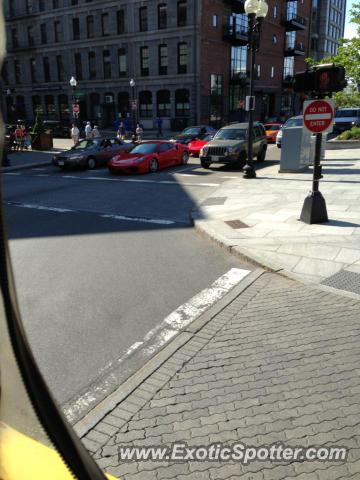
(76, 270), (360, 479)
(192, 148), (360, 296)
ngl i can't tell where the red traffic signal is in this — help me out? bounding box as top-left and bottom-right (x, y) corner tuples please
(294, 64), (347, 94)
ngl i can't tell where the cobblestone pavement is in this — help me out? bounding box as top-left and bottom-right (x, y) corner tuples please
(81, 273), (360, 479)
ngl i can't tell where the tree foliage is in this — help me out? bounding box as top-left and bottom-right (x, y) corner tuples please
(32, 112), (44, 135)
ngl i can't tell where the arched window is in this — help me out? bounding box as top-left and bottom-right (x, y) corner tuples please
(87, 15), (94, 38)
(118, 92), (129, 118)
(58, 94), (69, 119)
(45, 95), (56, 116)
(157, 90), (170, 117)
(175, 89), (190, 117)
(32, 95), (43, 117)
(90, 92), (101, 120)
(139, 91), (152, 118)
(15, 95), (26, 119)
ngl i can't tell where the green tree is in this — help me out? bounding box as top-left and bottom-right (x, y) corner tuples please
(32, 112), (44, 135)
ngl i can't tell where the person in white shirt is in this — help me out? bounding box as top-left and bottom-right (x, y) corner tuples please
(85, 121), (92, 139)
(71, 123), (80, 145)
(136, 123), (144, 142)
(92, 125), (101, 138)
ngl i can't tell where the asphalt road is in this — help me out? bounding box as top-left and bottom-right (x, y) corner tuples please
(2, 145), (279, 420)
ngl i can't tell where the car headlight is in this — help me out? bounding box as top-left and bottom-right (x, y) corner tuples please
(200, 147), (208, 156)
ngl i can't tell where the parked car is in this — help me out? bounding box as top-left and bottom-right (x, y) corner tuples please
(108, 140), (189, 174)
(276, 115), (303, 148)
(188, 134), (214, 156)
(43, 120), (71, 138)
(170, 125), (217, 144)
(333, 108), (360, 133)
(264, 123), (282, 143)
(199, 122), (267, 169)
(53, 137), (134, 170)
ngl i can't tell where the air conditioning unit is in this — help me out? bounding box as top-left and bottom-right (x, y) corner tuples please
(105, 95), (113, 104)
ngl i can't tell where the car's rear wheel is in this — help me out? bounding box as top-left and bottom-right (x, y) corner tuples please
(149, 158), (158, 173)
(257, 146), (267, 163)
(86, 156), (96, 170)
(181, 151), (189, 165)
(201, 160), (211, 169)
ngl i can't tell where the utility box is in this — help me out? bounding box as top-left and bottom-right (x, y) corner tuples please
(279, 126), (313, 173)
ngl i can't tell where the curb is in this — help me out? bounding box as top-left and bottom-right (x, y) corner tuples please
(3, 161), (52, 172)
(73, 267), (265, 438)
(326, 140), (360, 150)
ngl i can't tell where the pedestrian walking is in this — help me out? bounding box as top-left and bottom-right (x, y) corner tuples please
(92, 125), (101, 138)
(71, 123), (80, 145)
(156, 117), (163, 137)
(136, 123), (144, 142)
(15, 124), (24, 151)
(85, 121), (92, 139)
(117, 122), (126, 141)
(24, 132), (32, 150)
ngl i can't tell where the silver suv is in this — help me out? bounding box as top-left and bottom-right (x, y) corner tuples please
(333, 108), (360, 133)
(199, 122), (267, 169)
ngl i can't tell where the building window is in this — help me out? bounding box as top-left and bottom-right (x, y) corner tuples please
(26, 0), (33, 14)
(210, 75), (223, 125)
(1, 61), (9, 84)
(229, 13), (248, 36)
(30, 58), (37, 82)
(32, 95), (43, 116)
(231, 46), (247, 79)
(283, 56), (294, 78)
(71, 0), (78, 4)
(272, 34), (277, 44)
(139, 7), (148, 32)
(39, 0), (45, 11)
(54, 20), (63, 42)
(75, 52), (83, 80)
(175, 89), (190, 117)
(43, 56), (50, 82)
(159, 44), (168, 75)
(88, 51), (96, 79)
(58, 94), (69, 120)
(56, 55), (64, 81)
(285, 31), (296, 49)
(178, 1), (187, 27)
(118, 92), (129, 117)
(41, 23), (47, 44)
(14, 60), (21, 84)
(271, 66), (275, 78)
(157, 90), (171, 117)
(286, 1), (297, 20)
(45, 95), (56, 116)
(140, 46), (149, 76)
(101, 13), (109, 36)
(28, 26), (34, 46)
(87, 15), (94, 38)
(53, 0), (59, 8)
(103, 50), (111, 79)
(212, 14), (218, 27)
(256, 64), (261, 78)
(273, 4), (277, 18)
(177, 42), (187, 74)
(158, 4), (167, 29)
(117, 10), (125, 34)
(11, 28), (18, 48)
(139, 91), (153, 118)
(118, 48), (127, 77)
(73, 18), (80, 40)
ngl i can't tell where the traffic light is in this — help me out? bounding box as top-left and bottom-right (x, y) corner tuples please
(294, 64), (347, 94)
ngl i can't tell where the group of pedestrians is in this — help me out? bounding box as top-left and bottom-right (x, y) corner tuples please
(8, 124), (32, 151)
(70, 122), (101, 145)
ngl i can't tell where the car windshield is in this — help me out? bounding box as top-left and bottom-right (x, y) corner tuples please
(214, 128), (246, 140)
(181, 127), (201, 135)
(265, 124), (281, 131)
(131, 143), (158, 154)
(335, 109), (360, 118)
(283, 118), (303, 127)
(72, 139), (97, 150)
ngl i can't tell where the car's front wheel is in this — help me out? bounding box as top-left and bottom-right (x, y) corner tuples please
(86, 156), (96, 170)
(201, 160), (211, 169)
(149, 158), (158, 173)
(257, 146), (267, 163)
(181, 151), (189, 165)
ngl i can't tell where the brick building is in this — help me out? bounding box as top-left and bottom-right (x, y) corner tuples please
(1, 0), (313, 129)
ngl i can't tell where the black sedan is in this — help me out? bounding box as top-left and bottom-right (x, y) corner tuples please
(53, 138), (134, 170)
(170, 125), (217, 144)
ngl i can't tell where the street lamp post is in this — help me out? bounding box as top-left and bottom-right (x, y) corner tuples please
(243, 0), (268, 179)
(129, 78), (136, 136)
(69, 76), (78, 123)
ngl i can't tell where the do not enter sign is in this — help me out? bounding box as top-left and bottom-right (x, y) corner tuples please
(303, 99), (334, 134)
(72, 103), (80, 114)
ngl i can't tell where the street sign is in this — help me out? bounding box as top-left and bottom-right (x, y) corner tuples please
(131, 100), (138, 110)
(72, 103), (80, 114)
(238, 100), (245, 109)
(303, 99), (334, 134)
(245, 96), (255, 111)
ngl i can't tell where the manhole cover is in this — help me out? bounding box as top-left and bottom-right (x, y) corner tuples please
(321, 270), (360, 295)
(225, 220), (249, 229)
(201, 197), (227, 206)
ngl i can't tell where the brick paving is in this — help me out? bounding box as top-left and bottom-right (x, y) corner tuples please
(82, 273), (360, 479)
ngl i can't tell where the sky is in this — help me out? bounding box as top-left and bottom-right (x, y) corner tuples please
(344, 0), (358, 38)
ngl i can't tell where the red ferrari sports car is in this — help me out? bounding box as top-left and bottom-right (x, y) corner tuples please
(108, 141), (189, 174)
(188, 134), (214, 157)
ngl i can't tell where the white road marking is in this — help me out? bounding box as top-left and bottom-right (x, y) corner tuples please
(64, 267), (251, 423)
(11, 203), (73, 213)
(174, 166), (197, 173)
(101, 213), (176, 225)
(60, 175), (219, 187)
(3, 172), (21, 175)
(32, 168), (47, 171)
(222, 176), (238, 179)
(35, 174), (49, 177)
